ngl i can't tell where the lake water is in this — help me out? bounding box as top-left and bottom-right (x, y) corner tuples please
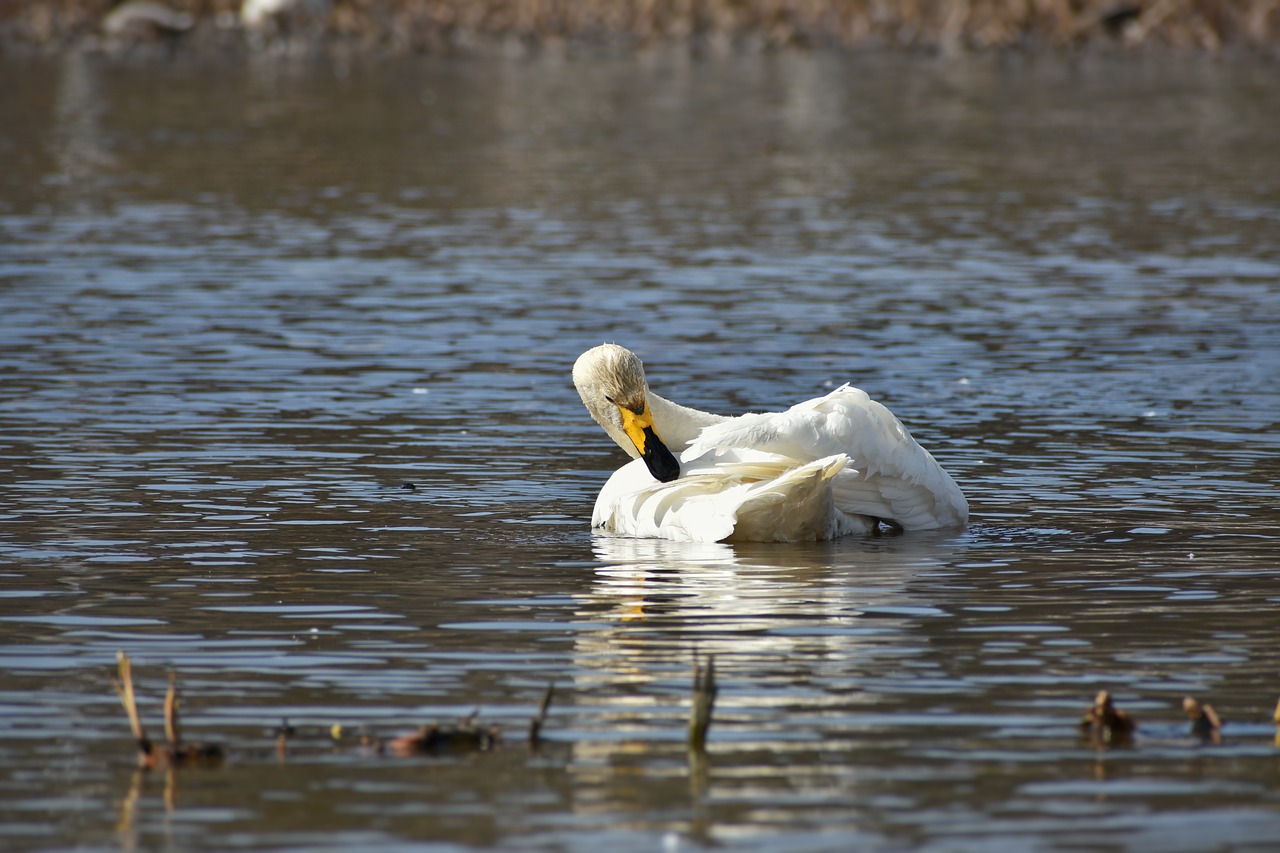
(1, 49), (1279, 851)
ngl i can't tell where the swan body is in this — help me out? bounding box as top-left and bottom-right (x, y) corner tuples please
(573, 344), (968, 543)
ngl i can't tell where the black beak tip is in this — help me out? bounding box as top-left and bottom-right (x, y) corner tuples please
(652, 451), (681, 483)
(641, 432), (681, 483)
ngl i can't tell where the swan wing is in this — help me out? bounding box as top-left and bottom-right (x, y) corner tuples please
(684, 385), (968, 530)
(592, 453), (858, 543)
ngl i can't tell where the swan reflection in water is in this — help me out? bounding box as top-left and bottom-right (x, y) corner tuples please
(583, 533), (964, 637)
(563, 533), (966, 789)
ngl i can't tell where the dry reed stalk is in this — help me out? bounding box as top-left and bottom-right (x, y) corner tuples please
(109, 651), (151, 755)
(108, 651), (223, 769)
(688, 654), (717, 753)
(528, 682), (555, 748)
(163, 671), (180, 748)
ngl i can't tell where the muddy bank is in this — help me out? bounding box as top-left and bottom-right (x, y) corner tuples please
(3, 0), (1278, 57)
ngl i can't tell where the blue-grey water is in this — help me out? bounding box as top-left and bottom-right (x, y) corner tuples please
(1, 50), (1279, 851)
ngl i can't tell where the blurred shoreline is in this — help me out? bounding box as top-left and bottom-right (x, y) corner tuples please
(3, 0), (1278, 59)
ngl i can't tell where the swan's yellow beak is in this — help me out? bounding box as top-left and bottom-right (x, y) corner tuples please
(619, 403), (681, 483)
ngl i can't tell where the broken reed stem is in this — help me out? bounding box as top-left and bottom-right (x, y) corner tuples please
(528, 682), (555, 748)
(688, 654), (717, 753)
(110, 651), (149, 749)
(164, 671), (181, 747)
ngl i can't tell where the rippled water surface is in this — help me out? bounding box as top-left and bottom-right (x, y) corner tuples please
(2, 51), (1279, 851)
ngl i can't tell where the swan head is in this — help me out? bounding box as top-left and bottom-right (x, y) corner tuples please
(573, 344), (681, 483)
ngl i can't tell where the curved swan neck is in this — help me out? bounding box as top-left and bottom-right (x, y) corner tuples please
(645, 390), (728, 452)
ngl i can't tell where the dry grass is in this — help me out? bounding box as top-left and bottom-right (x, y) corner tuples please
(1, 0), (1277, 54)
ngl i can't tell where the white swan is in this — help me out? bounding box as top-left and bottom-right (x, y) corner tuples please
(572, 344), (968, 543)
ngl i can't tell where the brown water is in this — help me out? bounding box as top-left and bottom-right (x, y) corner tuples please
(1, 50), (1279, 851)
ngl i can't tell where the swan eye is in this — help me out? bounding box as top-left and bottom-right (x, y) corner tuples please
(604, 395), (617, 405)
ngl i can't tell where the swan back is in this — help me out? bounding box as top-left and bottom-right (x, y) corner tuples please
(685, 385), (968, 530)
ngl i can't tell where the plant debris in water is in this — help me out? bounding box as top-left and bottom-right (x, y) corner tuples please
(113, 653), (1280, 779)
(1080, 689), (1137, 748)
(384, 713), (503, 757)
(1183, 696), (1224, 744)
(109, 651), (225, 770)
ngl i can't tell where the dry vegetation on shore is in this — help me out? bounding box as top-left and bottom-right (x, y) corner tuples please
(2, 0), (1277, 56)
